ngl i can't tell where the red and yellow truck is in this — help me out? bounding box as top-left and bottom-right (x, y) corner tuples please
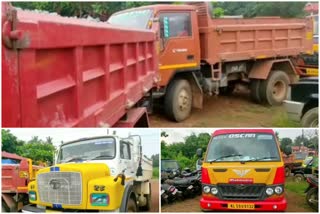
(197, 129), (287, 211)
(1, 152), (42, 212)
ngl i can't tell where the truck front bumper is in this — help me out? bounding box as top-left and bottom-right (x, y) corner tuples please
(22, 204), (45, 213)
(283, 100), (304, 122)
(200, 197), (287, 211)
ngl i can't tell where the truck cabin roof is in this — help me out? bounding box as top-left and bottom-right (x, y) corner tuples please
(112, 4), (195, 16)
(213, 129), (274, 136)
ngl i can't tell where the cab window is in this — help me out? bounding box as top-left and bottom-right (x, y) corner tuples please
(120, 142), (131, 160)
(159, 12), (192, 38)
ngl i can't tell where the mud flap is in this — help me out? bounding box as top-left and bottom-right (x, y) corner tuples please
(186, 73), (203, 109)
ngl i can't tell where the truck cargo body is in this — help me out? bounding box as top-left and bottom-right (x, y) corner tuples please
(2, 3), (157, 127)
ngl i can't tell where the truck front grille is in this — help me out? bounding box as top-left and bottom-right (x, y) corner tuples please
(37, 172), (82, 205)
(217, 184), (265, 200)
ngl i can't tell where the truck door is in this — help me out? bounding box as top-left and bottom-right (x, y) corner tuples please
(120, 141), (135, 179)
(158, 11), (200, 85)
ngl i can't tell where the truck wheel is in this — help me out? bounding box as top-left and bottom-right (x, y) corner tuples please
(249, 79), (261, 103)
(126, 198), (137, 212)
(301, 108), (318, 127)
(259, 70), (289, 105)
(165, 79), (192, 122)
(294, 174), (304, 183)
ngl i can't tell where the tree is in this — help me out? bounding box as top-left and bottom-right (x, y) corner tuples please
(1, 129), (24, 154)
(151, 154), (159, 167)
(280, 137), (293, 153)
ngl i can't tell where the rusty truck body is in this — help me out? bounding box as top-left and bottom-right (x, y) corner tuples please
(110, 2), (314, 122)
(2, 3), (157, 127)
(1, 151), (42, 212)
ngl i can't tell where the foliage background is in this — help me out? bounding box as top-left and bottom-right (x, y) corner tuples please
(12, 2), (307, 21)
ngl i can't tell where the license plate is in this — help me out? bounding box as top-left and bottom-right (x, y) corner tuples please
(188, 185), (193, 189)
(161, 190), (165, 195)
(172, 189), (177, 195)
(228, 203), (255, 210)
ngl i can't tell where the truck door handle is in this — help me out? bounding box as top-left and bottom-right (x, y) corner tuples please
(187, 55), (194, 60)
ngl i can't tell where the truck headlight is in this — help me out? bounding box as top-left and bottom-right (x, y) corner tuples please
(275, 186), (283, 194)
(203, 186), (210, 193)
(29, 191), (37, 201)
(211, 187), (218, 195)
(266, 187), (274, 196)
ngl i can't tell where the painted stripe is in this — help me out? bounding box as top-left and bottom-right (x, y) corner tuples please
(17, 186), (28, 190)
(159, 63), (197, 70)
(306, 68), (318, 75)
(306, 32), (313, 40)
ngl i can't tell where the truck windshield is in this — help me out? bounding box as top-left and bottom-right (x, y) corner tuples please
(57, 138), (116, 163)
(206, 133), (280, 162)
(108, 9), (153, 29)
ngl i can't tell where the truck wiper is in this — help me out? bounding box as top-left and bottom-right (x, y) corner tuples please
(90, 155), (113, 160)
(247, 156), (278, 161)
(209, 154), (243, 163)
(64, 156), (86, 163)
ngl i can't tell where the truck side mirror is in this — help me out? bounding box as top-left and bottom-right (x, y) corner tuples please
(196, 148), (203, 157)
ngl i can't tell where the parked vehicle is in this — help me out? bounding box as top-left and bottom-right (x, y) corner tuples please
(161, 159), (181, 174)
(22, 135), (153, 212)
(293, 14), (318, 77)
(292, 156), (318, 182)
(198, 129), (287, 211)
(305, 175), (318, 211)
(109, 2), (313, 121)
(1, 152), (42, 212)
(161, 183), (183, 204)
(284, 77), (318, 127)
(2, 2), (157, 127)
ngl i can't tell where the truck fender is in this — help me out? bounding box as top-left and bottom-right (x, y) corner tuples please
(171, 71), (203, 109)
(119, 183), (135, 212)
(249, 59), (297, 83)
(302, 94), (318, 116)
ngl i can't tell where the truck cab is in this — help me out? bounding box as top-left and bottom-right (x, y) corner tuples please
(22, 135), (152, 212)
(198, 129), (287, 211)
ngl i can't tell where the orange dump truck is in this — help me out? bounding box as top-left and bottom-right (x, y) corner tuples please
(109, 2), (313, 121)
(197, 129), (287, 211)
(1, 152), (42, 212)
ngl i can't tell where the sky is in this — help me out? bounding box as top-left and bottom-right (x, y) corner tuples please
(7, 128), (160, 157)
(161, 128), (318, 144)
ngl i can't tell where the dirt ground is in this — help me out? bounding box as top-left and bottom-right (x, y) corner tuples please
(149, 89), (299, 128)
(161, 192), (314, 212)
(149, 179), (159, 212)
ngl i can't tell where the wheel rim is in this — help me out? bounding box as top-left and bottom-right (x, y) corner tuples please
(178, 88), (191, 112)
(272, 80), (286, 101)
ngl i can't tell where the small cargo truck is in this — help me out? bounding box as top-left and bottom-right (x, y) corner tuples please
(22, 135), (153, 212)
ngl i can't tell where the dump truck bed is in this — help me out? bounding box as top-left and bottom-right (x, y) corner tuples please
(2, 3), (157, 127)
(192, 3), (313, 64)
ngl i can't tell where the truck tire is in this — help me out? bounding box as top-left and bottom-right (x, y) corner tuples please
(140, 183), (151, 211)
(301, 107), (318, 127)
(294, 174), (304, 183)
(165, 79), (192, 122)
(126, 198), (137, 212)
(249, 79), (261, 103)
(259, 70), (289, 105)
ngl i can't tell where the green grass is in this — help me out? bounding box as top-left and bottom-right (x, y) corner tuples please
(285, 178), (309, 197)
(272, 112), (301, 127)
(153, 167), (159, 178)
